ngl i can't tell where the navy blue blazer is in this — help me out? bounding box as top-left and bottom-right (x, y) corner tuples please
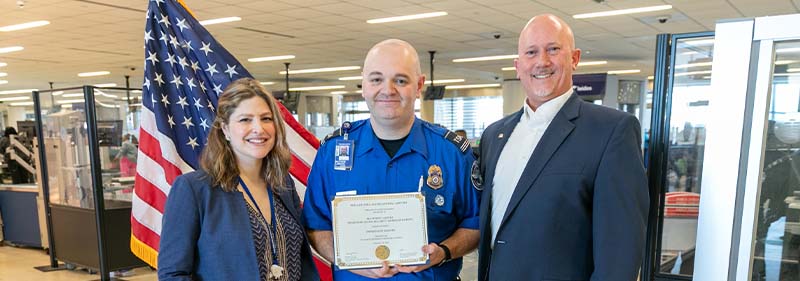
(158, 170), (320, 281)
(477, 94), (649, 281)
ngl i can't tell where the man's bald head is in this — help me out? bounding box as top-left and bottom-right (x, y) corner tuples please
(363, 39), (422, 76)
(514, 13), (581, 109)
(519, 14), (576, 50)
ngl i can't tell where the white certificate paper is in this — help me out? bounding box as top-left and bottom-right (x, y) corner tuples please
(332, 192), (429, 269)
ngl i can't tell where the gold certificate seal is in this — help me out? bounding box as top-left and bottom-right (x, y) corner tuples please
(375, 245), (390, 260)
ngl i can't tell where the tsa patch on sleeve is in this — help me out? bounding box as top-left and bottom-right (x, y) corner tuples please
(471, 160), (483, 191)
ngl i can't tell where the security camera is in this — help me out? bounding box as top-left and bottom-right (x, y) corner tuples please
(492, 32), (502, 39)
(657, 16), (669, 24)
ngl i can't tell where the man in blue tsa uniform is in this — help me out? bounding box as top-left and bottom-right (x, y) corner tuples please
(303, 39), (481, 281)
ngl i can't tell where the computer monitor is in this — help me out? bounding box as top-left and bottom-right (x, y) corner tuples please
(16, 120), (36, 138)
(96, 120), (123, 147)
(424, 85), (446, 100)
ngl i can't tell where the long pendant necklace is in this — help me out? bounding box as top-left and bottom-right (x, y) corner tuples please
(239, 177), (284, 280)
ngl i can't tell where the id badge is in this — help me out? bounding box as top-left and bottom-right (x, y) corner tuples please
(334, 140), (354, 171)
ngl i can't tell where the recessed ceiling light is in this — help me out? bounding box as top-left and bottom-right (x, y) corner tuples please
(788, 68), (800, 73)
(52, 91), (64, 96)
(9, 101), (33, 106)
(94, 83), (117, 87)
(289, 85), (346, 91)
(338, 76), (362, 81)
(0, 62), (6, 67)
(248, 55), (295, 62)
(279, 66), (360, 75)
(775, 60), (798, 65)
(774, 73), (800, 76)
(647, 76), (655, 80)
(501, 67), (516, 71)
(0, 96), (29, 102)
(607, 69), (641, 75)
(367, 12), (447, 24)
(260, 81), (276, 85)
(0, 20), (50, 32)
(445, 83), (501, 90)
(0, 89), (37, 95)
(0, 46), (24, 54)
(453, 55), (517, 63)
(199, 17), (242, 26)
(78, 71), (110, 77)
(0, 80), (7, 85)
(424, 79), (465, 84)
(62, 93), (84, 98)
(573, 5), (672, 19)
(0, 73), (6, 77)
(330, 91), (348, 95)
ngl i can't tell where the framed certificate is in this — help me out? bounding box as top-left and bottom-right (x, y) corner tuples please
(332, 192), (428, 269)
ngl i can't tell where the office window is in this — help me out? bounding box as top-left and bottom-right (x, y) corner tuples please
(434, 96), (503, 139)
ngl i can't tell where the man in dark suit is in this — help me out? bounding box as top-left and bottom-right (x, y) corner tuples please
(476, 14), (649, 281)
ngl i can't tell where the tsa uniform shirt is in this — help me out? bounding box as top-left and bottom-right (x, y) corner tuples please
(303, 118), (480, 281)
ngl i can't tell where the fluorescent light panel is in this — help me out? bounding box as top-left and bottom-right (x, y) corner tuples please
(425, 79), (465, 84)
(260, 82), (276, 85)
(445, 83), (501, 90)
(607, 69), (641, 75)
(94, 83), (117, 87)
(289, 85), (345, 91)
(675, 70), (712, 77)
(0, 96), (29, 101)
(78, 71), (110, 77)
(453, 55), (517, 63)
(0, 80), (6, 85)
(367, 12), (447, 24)
(675, 62), (712, 69)
(0, 46), (23, 54)
(62, 93), (83, 98)
(503, 61), (607, 71)
(0, 73), (6, 77)
(788, 68), (800, 73)
(573, 5), (672, 19)
(777, 47), (800, 53)
(0, 20), (50, 32)
(338, 76), (362, 81)
(9, 102), (33, 106)
(248, 55), (295, 62)
(279, 66), (360, 75)
(57, 99), (85, 104)
(775, 60), (798, 65)
(199, 17), (241, 26)
(0, 89), (37, 95)
(330, 91), (348, 95)
(0, 62), (6, 67)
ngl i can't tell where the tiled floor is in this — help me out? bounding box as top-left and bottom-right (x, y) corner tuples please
(0, 245), (156, 281)
(0, 244), (478, 281)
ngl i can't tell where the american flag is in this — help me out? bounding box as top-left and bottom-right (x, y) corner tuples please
(132, 0), (330, 278)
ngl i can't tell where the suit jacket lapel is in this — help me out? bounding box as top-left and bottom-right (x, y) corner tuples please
(276, 189), (300, 222)
(499, 94), (581, 227)
(485, 109), (524, 193)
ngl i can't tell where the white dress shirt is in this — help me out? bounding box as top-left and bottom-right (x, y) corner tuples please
(490, 89), (573, 245)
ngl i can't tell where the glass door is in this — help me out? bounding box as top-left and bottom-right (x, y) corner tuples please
(644, 32), (714, 281)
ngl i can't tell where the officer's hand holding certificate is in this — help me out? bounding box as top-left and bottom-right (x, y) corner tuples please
(331, 192), (428, 269)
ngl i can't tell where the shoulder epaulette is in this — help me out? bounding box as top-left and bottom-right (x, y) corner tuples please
(443, 130), (470, 154)
(320, 128), (342, 145)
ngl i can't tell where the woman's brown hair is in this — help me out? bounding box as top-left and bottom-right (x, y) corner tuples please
(199, 78), (292, 192)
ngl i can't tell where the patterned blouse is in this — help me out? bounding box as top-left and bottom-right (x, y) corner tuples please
(245, 192), (303, 281)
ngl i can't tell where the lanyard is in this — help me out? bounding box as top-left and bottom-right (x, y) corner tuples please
(238, 177), (280, 266)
